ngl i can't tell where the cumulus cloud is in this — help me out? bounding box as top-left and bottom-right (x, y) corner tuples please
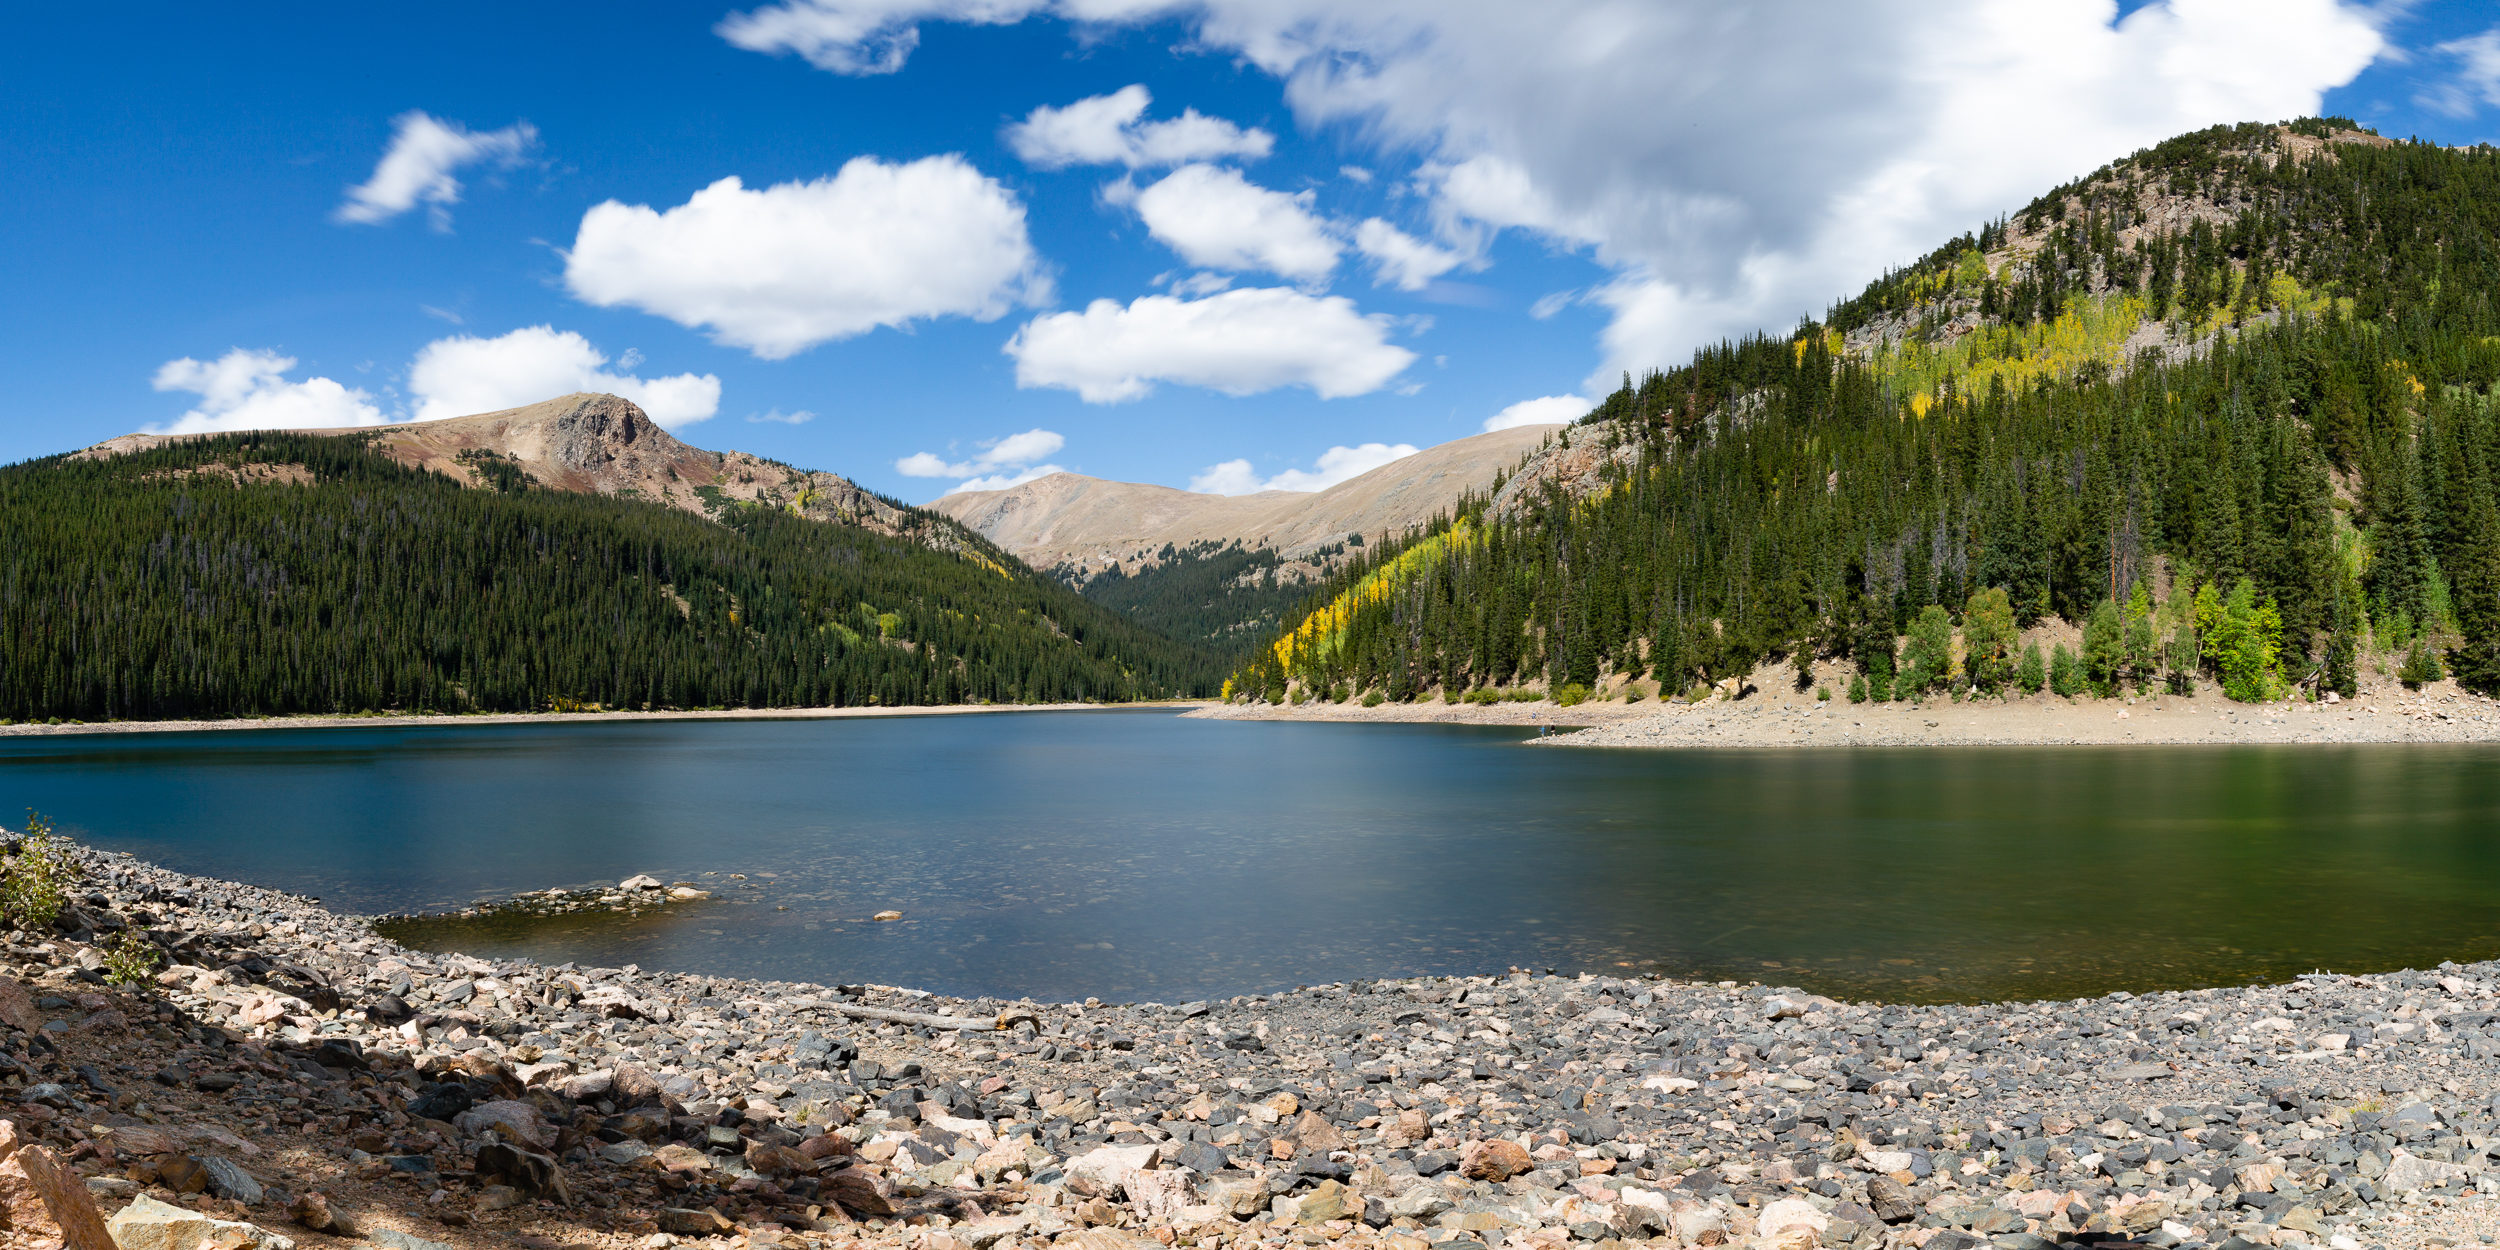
(717, 0), (1055, 74)
(1189, 441), (1420, 495)
(727, 0), (2386, 389)
(564, 156), (1047, 359)
(149, 350), (387, 434)
(2418, 26), (2500, 117)
(1482, 394), (1590, 432)
(1005, 286), (1415, 403)
(335, 111), (536, 229)
(1353, 218), (1466, 291)
(1007, 84), (1274, 168)
(897, 427), (1068, 494)
(1131, 165), (1338, 281)
(406, 326), (722, 428)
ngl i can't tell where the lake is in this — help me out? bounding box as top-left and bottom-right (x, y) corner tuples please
(3, 711), (2497, 1004)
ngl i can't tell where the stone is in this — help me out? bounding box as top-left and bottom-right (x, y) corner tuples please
(198, 1154), (265, 1205)
(289, 1192), (335, 1232)
(476, 1141), (566, 1199)
(1461, 1138), (1533, 1181)
(620, 875), (663, 891)
(1291, 1179), (1360, 1225)
(656, 1208), (733, 1235)
(1291, 1109), (1347, 1152)
(821, 1168), (896, 1219)
(106, 1193), (296, 1250)
(1759, 1196), (1830, 1245)
(1866, 1175), (1918, 1223)
(2380, 1151), (2468, 1194)
(2, 1143), (115, 1250)
(455, 1099), (555, 1149)
(1065, 1143), (1159, 1191)
(368, 1229), (454, 1250)
(1123, 1168), (1191, 1224)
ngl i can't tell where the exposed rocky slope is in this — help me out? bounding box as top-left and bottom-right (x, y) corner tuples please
(6, 830), (2500, 1250)
(926, 425), (1555, 575)
(76, 394), (976, 555)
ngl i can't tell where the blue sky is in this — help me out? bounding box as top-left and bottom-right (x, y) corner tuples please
(6, 1), (2499, 502)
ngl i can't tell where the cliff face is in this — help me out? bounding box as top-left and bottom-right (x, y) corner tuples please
(76, 393), (978, 554)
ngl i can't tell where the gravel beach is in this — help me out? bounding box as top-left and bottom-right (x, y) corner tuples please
(2, 837), (2499, 1250)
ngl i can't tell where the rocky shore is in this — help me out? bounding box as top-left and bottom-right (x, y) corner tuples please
(7, 837), (2500, 1250)
(1190, 675), (2500, 750)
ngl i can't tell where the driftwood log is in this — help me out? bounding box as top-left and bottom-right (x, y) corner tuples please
(817, 1003), (1038, 1032)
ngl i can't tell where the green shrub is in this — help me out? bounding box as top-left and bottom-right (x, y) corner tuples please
(2083, 599), (2124, 696)
(1624, 687), (1646, 703)
(1554, 683), (1591, 707)
(1848, 673), (1869, 703)
(103, 929), (161, 986)
(2016, 642), (2046, 694)
(2, 813), (72, 933)
(2400, 640), (2445, 688)
(1962, 587), (2017, 692)
(1361, 690), (1385, 707)
(1289, 687), (1309, 705)
(1814, 685), (1832, 702)
(2049, 643), (2084, 697)
(1900, 605), (1953, 697)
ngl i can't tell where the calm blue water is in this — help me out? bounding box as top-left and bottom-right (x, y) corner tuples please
(3, 712), (2498, 1003)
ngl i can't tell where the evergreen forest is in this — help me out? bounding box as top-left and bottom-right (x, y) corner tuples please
(0, 432), (1226, 721)
(1227, 120), (2500, 705)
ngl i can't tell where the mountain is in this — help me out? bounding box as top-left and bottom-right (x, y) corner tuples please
(1230, 118), (2500, 705)
(925, 423), (1554, 662)
(78, 392), (967, 552)
(5, 397), (1226, 722)
(925, 422), (1556, 573)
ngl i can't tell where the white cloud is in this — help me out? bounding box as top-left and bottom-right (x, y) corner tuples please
(1353, 218), (1465, 291)
(1006, 84), (1274, 168)
(1482, 394), (1590, 432)
(747, 408), (817, 424)
(896, 427), (1068, 494)
(1005, 286), (1416, 402)
(1189, 441), (1420, 495)
(1130, 165), (1339, 281)
(406, 326), (723, 428)
(149, 349), (386, 434)
(564, 156), (1047, 359)
(335, 112), (536, 230)
(718, 0), (1061, 74)
(737, 0), (2386, 390)
(2419, 27), (2500, 117)
(951, 463), (1067, 493)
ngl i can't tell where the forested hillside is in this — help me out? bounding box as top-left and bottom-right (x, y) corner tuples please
(1057, 539), (1328, 664)
(0, 432), (1224, 721)
(1228, 119), (2500, 705)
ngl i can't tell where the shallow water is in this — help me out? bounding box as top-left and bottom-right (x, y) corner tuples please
(3, 712), (2497, 1003)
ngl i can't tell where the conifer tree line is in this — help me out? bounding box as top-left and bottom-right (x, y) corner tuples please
(1228, 120), (2500, 705)
(0, 432), (1226, 721)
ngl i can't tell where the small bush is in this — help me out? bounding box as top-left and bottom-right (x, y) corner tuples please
(1289, 687), (1309, 705)
(1848, 673), (1868, 703)
(1361, 690), (1385, 707)
(1624, 687), (1647, 703)
(2400, 641), (2445, 689)
(2049, 643), (2085, 698)
(2, 813), (73, 933)
(103, 929), (161, 986)
(1554, 683), (1591, 707)
(2016, 642), (2046, 694)
(1815, 685), (1832, 702)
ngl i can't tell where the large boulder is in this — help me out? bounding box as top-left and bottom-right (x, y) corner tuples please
(106, 1193), (294, 1250)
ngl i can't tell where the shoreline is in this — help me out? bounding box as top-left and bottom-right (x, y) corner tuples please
(1188, 673), (2500, 749)
(0, 699), (1214, 740)
(8, 841), (2500, 1249)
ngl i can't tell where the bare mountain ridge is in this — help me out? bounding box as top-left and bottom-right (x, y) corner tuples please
(926, 422), (1557, 574)
(76, 393), (976, 552)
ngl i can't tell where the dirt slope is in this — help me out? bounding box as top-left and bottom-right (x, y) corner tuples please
(926, 422), (1555, 572)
